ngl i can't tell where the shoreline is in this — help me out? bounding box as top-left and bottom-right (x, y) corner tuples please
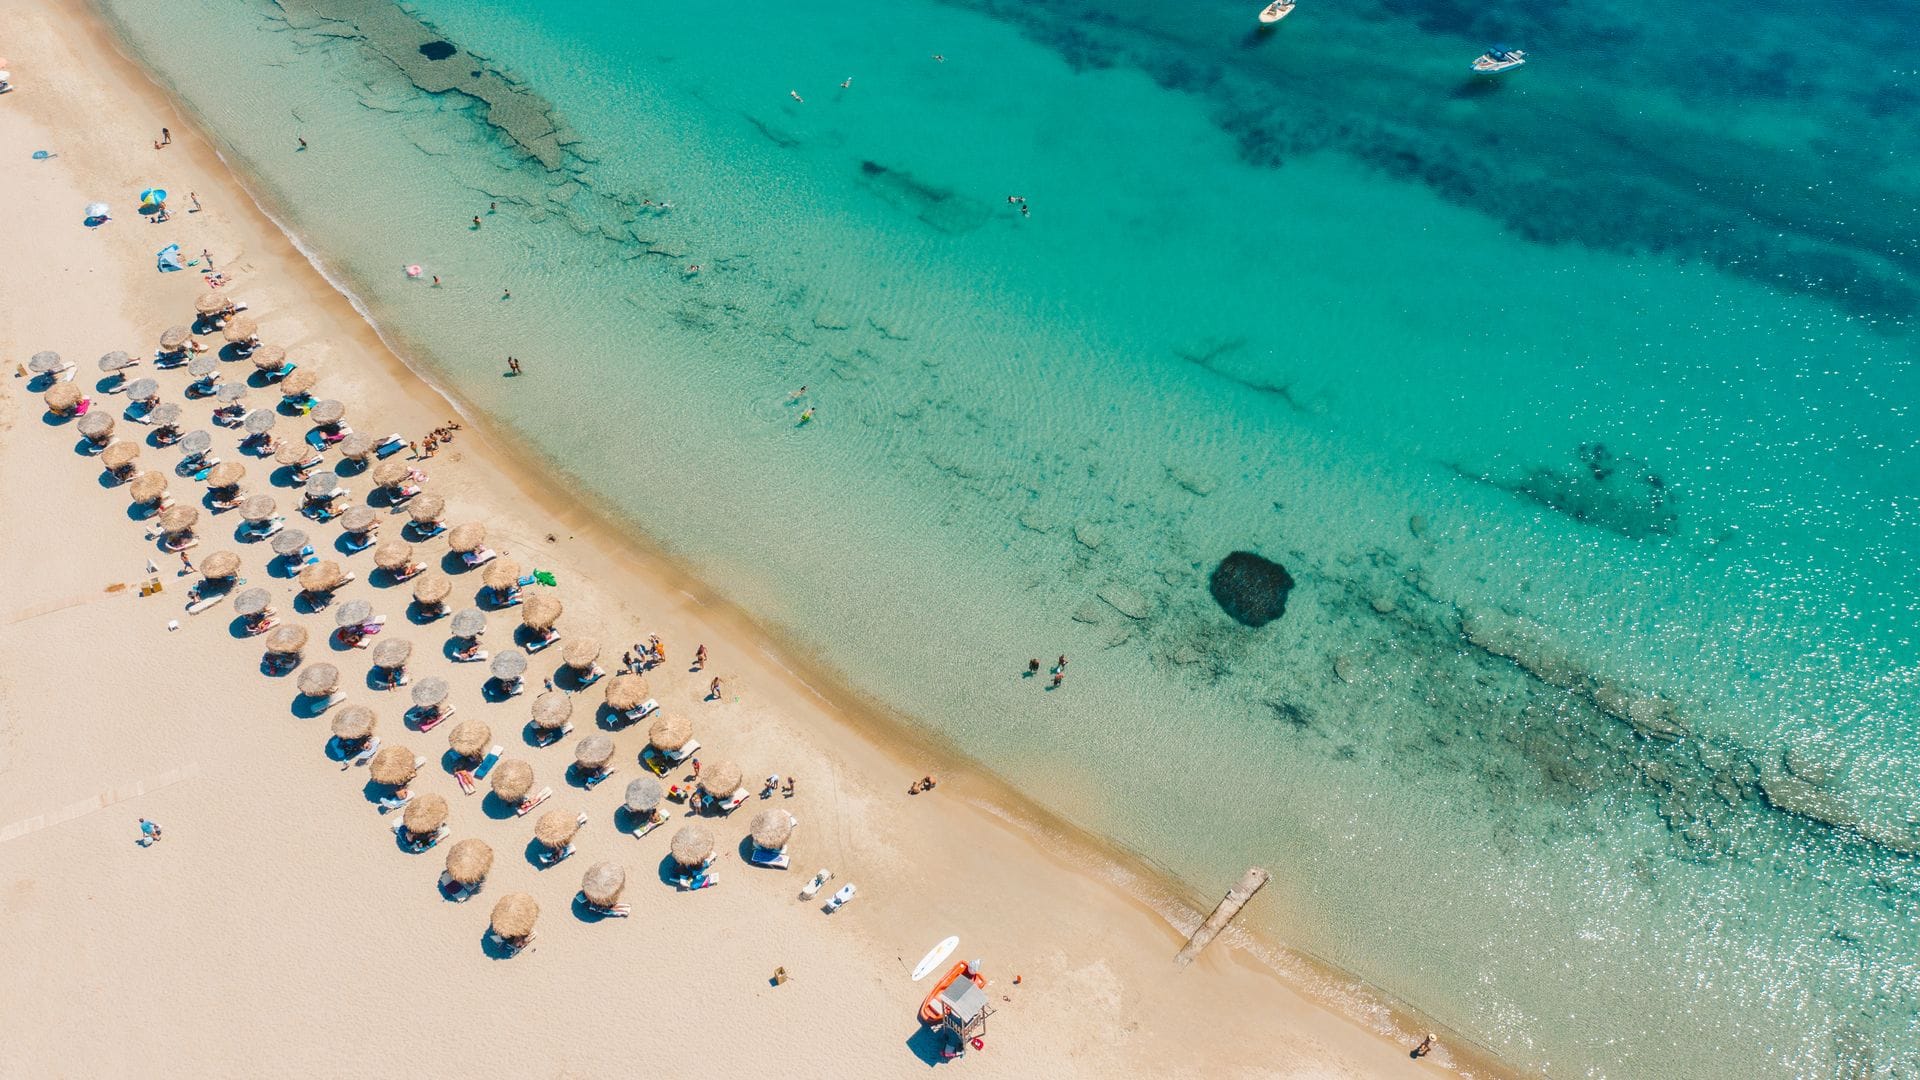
(5, 0), (1520, 1074)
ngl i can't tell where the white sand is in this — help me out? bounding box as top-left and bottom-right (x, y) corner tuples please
(0, 3), (1505, 1076)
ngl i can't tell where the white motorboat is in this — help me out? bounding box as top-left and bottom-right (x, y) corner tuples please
(1471, 46), (1527, 74)
(1258, 1), (1296, 23)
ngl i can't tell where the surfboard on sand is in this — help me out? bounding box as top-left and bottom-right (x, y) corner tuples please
(912, 936), (960, 981)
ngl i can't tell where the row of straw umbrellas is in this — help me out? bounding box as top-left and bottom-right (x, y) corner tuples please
(44, 304), (801, 950)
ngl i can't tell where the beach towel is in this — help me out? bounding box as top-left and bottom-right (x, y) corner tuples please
(156, 244), (185, 272)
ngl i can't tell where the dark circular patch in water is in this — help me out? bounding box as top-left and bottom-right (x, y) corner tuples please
(1209, 551), (1294, 627)
(418, 40), (457, 61)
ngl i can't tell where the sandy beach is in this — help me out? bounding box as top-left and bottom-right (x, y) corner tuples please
(0, 3), (1510, 1076)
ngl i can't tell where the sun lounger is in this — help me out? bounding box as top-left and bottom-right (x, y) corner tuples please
(411, 521), (446, 539)
(621, 698), (661, 725)
(342, 531), (376, 553)
(799, 870), (833, 901)
(319, 425), (352, 445)
(461, 546), (498, 568)
(454, 648), (490, 663)
(825, 883), (856, 912)
(413, 703), (455, 731)
(535, 720), (574, 746)
(310, 691), (345, 713)
(515, 786), (553, 816)
(473, 745), (504, 779)
(579, 896), (631, 917)
(439, 871), (476, 902)
(748, 847), (791, 870)
(374, 434), (406, 458)
(582, 766), (617, 789)
(253, 517), (286, 540)
(675, 870), (718, 891)
(714, 788), (750, 815)
(633, 812), (666, 839)
(537, 843), (575, 868)
(348, 736), (382, 768)
(163, 537), (201, 553)
(524, 629), (560, 653)
(377, 791), (414, 813)
(396, 822), (449, 852)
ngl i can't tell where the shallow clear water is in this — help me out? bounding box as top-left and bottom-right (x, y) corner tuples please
(96, 0), (1920, 1074)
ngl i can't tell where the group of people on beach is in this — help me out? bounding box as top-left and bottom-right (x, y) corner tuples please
(411, 419), (462, 459)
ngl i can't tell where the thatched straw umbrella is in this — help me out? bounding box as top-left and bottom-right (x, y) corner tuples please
(490, 759), (534, 804)
(199, 550), (241, 580)
(101, 349), (140, 373)
(188, 354), (219, 379)
(374, 539), (415, 571)
(102, 441), (139, 472)
(403, 793), (449, 838)
(490, 893), (538, 941)
(243, 409), (276, 435)
(697, 760), (743, 801)
(275, 440), (318, 467)
(371, 460), (412, 488)
(77, 410), (115, 444)
(338, 431), (377, 462)
(222, 316), (259, 345)
(670, 823), (715, 868)
(204, 461), (245, 490)
(234, 587), (273, 617)
(298, 560), (346, 594)
(216, 382), (250, 405)
(334, 598), (374, 628)
(447, 522), (485, 554)
(240, 493), (277, 523)
(482, 559), (521, 592)
(303, 470), (340, 500)
(281, 367), (318, 396)
(412, 571), (452, 607)
(128, 471), (168, 505)
(605, 673), (650, 714)
(44, 382), (83, 415)
(371, 637), (412, 669)
(750, 809), (796, 852)
(159, 504), (200, 538)
(125, 377), (160, 404)
(298, 662), (340, 697)
(534, 809), (582, 849)
(446, 838), (494, 886)
(581, 862), (626, 907)
(490, 650), (527, 681)
(411, 676), (450, 709)
(574, 734), (615, 771)
(158, 326), (191, 352)
(28, 351), (65, 375)
(450, 607), (487, 638)
(175, 430), (213, 460)
(562, 637), (601, 672)
(530, 691), (572, 731)
(249, 345), (287, 373)
(194, 292), (231, 316)
(368, 745), (418, 786)
(624, 777), (663, 815)
(339, 505), (378, 535)
(308, 399), (346, 426)
(407, 492), (446, 525)
(331, 705), (376, 742)
(448, 719), (491, 760)
(648, 713), (693, 755)
(270, 528), (311, 558)
(264, 623), (308, 656)
(147, 402), (182, 429)
(520, 595), (562, 633)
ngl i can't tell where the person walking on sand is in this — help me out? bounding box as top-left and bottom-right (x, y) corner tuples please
(694, 644), (708, 670)
(782, 776), (795, 797)
(138, 818), (163, 844)
(708, 676), (723, 700)
(179, 551), (194, 573)
(1411, 1034), (1436, 1059)
(189, 192), (201, 212)
(202, 249), (215, 271)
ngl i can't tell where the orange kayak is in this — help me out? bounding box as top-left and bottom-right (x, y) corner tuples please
(920, 962), (987, 1025)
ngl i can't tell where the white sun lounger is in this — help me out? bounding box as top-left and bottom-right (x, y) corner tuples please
(515, 786), (553, 816)
(748, 847), (791, 870)
(799, 869), (833, 900)
(462, 547), (498, 568)
(621, 698), (661, 724)
(714, 788), (750, 815)
(347, 736), (381, 769)
(825, 884), (856, 912)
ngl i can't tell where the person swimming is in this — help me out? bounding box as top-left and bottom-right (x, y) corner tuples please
(799, 407), (815, 424)
(788, 385), (808, 401)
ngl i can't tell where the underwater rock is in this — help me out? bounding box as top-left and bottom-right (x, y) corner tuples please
(1408, 513), (1429, 538)
(1074, 523), (1105, 550)
(1017, 510), (1055, 534)
(1333, 654), (1358, 684)
(1071, 603), (1106, 625)
(1167, 465), (1216, 496)
(1474, 443), (1677, 539)
(1208, 551), (1294, 627)
(1370, 596), (1397, 614)
(1098, 585), (1152, 620)
(418, 40), (456, 61)
(1783, 745), (1834, 786)
(1463, 611), (1687, 741)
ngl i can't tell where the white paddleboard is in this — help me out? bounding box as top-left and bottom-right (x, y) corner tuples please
(912, 936), (960, 981)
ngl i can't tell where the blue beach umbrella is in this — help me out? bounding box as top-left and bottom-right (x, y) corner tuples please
(140, 187), (167, 207)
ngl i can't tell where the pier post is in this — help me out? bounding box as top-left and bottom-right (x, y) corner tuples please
(1174, 867), (1269, 967)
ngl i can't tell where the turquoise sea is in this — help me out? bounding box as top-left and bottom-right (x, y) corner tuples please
(94, 0), (1920, 1074)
